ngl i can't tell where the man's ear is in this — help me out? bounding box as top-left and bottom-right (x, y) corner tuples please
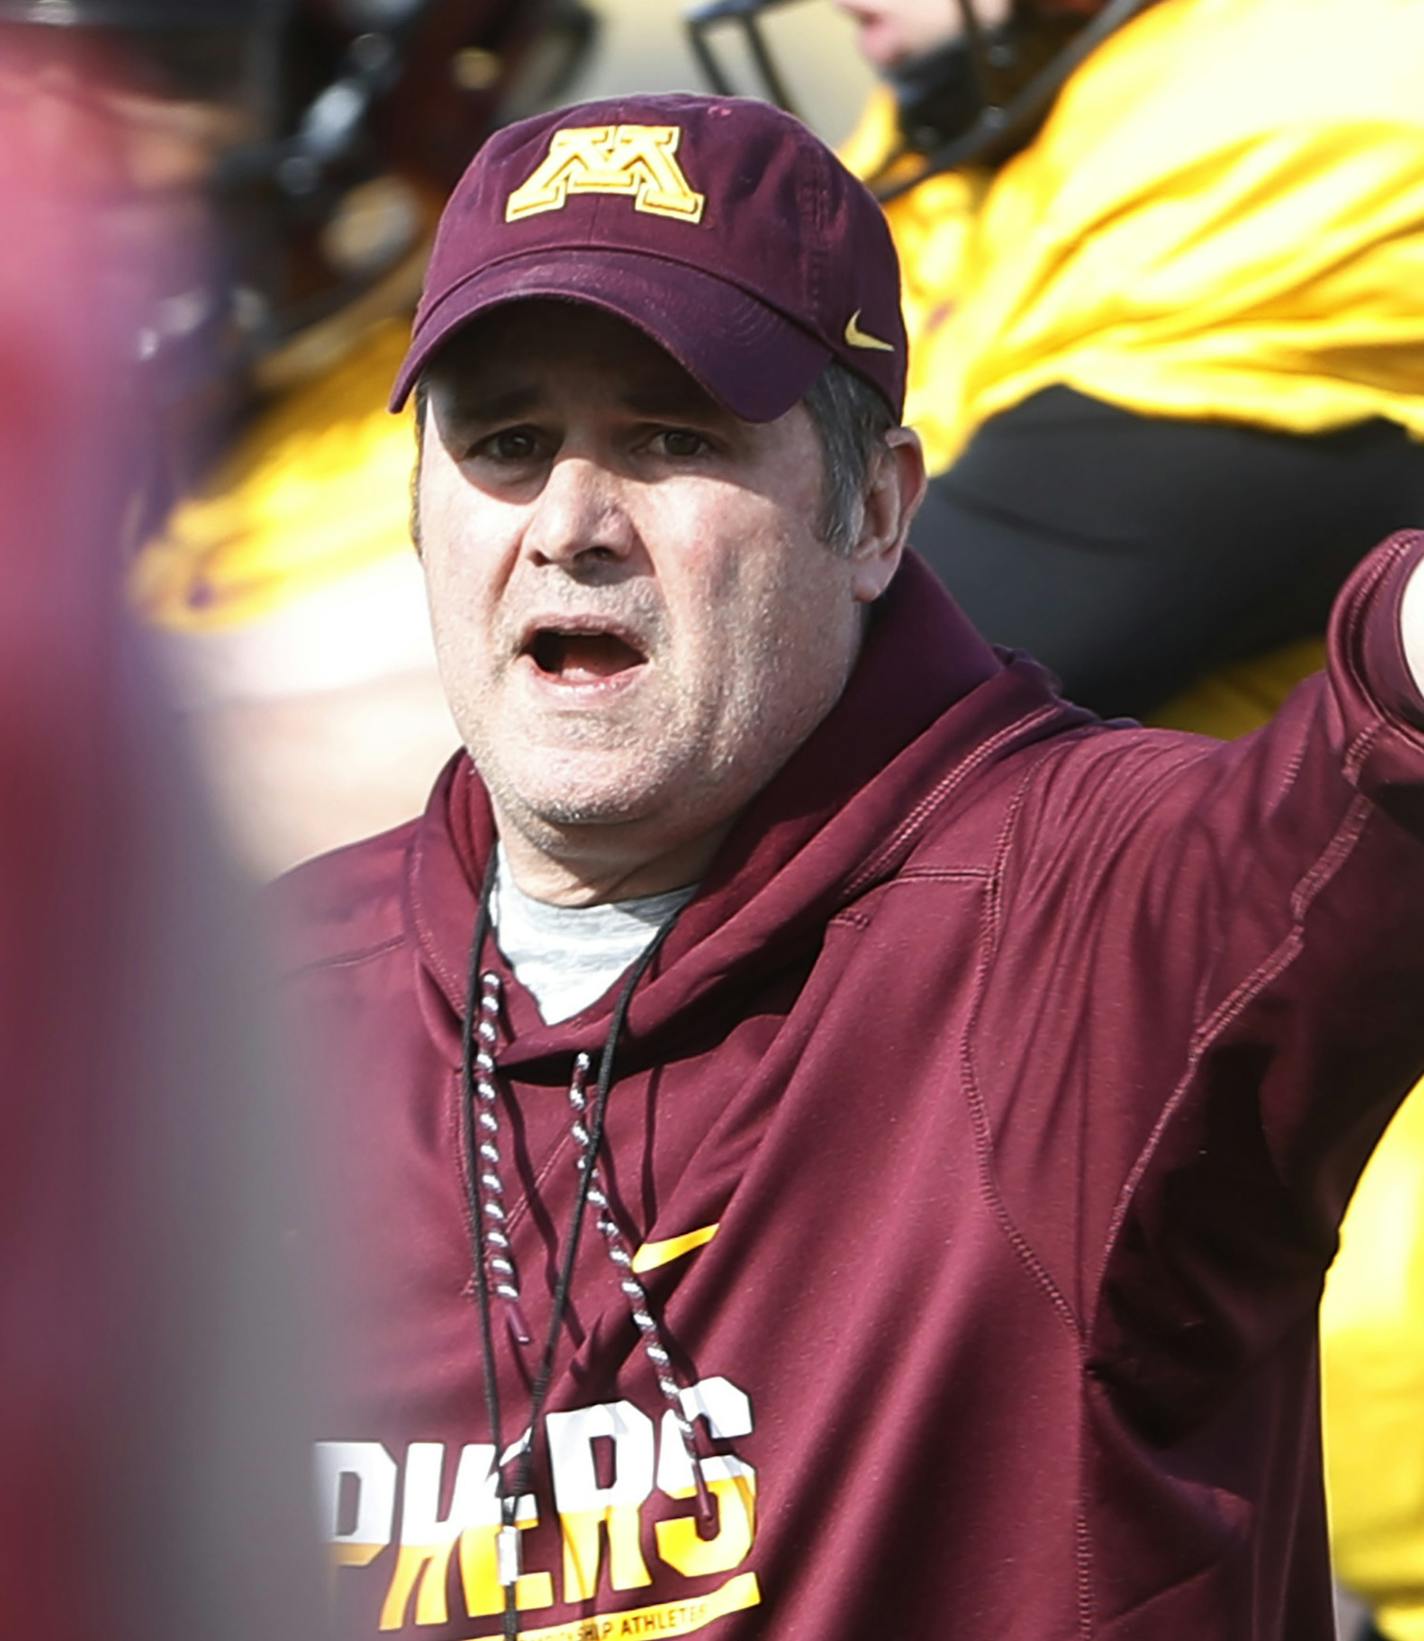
(850, 426), (926, 604)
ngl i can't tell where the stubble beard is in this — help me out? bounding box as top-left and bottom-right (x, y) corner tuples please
(456, 647), (716, 845)
(448, 567), (859, 865)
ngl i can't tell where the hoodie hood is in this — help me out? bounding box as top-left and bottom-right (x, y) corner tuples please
(405, 552), (1085, 1070)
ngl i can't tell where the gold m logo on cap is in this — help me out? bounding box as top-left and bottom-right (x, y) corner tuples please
(505, 124), (706, 225)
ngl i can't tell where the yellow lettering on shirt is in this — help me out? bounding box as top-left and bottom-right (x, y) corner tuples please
(560, 1505), (654, 1602)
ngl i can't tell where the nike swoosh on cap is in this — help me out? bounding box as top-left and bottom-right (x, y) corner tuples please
(843, 309), (895, 352)
(631, 1222), (720, 1275)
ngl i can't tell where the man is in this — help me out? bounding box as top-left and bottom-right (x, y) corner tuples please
(285, 92), (1424, 1640)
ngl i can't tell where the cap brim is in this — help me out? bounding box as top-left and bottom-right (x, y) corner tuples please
(389, 247), (831, 423)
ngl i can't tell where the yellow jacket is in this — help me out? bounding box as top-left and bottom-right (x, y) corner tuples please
(846, 0), (1424, 476)
(132, 319), (417, 632)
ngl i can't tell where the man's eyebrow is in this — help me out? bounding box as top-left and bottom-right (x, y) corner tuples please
(620, 381), (728, 421)
(434, 383), (540, 424)
(431, 378), (731, 424)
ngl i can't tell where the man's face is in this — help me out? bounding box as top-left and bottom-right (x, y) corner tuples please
(416, 302), (879, 891)
(837, 0), (1012, 70)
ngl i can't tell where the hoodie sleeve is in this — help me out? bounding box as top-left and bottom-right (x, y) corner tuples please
(977, 532), (1424, 1366)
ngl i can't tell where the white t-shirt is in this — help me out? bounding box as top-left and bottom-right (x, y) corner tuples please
(490, 846), (697, 1025)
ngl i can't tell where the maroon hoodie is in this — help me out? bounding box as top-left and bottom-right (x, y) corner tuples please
(283, 537), (1424, 1641)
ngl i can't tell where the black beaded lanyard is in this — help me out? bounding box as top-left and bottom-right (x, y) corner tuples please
(459, 859), (681, 1640)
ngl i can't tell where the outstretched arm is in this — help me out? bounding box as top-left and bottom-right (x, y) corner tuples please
(975, 532), (1424, 1375)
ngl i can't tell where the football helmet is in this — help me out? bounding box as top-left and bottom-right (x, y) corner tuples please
(686, 0), (1160, 194)
(0, 0), (595, 385)
(0, 0), (593, 535)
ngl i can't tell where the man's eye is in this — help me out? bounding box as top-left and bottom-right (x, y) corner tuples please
(478, 428), (541, 461)
(652, 429), (711, 458)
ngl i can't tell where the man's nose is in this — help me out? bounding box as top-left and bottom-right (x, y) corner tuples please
(521, 455), (638, 571)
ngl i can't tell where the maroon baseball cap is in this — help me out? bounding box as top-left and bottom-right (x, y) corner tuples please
(390, 92), (906, 422)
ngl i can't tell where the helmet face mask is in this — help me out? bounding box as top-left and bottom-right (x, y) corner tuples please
(684, 0), (1159, 188)
(223, 0), (595, 385)
(685, 0), (808, 118)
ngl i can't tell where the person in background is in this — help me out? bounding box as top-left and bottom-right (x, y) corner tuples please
(692, 0), (1424, 729)
(687, 4), (1424, 1636)
(0, 10), (328, 1638)
(129, 0), (595, 876)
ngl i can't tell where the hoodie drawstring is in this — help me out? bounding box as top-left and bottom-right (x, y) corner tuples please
(473, 975), (532, 1347)
(460, 861), (695, 1641)
(567, 1052), (717, 1531)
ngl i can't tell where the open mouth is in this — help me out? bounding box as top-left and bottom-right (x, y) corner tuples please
(526, 627), (648, 684)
